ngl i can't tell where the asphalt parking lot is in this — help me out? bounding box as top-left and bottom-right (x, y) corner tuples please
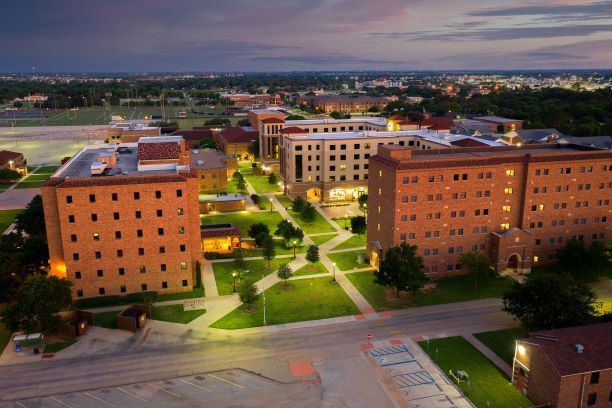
(6, 369), (322, 408)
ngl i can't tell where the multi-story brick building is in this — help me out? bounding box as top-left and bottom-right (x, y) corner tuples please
(367, 143), (612, 274)
(220, 93), (282, 107)
(107, 123), (161, 143)
(190, 148), (237, 193)
(513, 323), (612, 408)
(0, 150), (28, 175)
(42, 136), (202, 299)
(296, 95), (393, 114)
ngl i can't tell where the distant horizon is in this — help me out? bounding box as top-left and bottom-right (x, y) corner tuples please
(1, 0), (611, 72)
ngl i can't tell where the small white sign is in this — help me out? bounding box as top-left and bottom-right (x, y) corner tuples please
(183, 299), (206, 311)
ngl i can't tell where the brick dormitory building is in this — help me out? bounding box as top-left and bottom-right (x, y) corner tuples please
(367, 143), (612, 273)
(42, 136), (202, 299)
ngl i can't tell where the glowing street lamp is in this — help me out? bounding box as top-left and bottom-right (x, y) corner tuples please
(292, 239), (297, 259)
(269, 197), (273, 213)
(232, 272), (237, 293)
(332, 262), (337, 283)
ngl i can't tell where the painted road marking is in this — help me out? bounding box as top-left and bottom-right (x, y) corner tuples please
(84, 392), (116, 407)
(117, 387), (149, 403)
(177, 378), (213, 392)
(49, 396), (73, 408)
(148, 382), (181, 398)
(208, 373), (244, 389)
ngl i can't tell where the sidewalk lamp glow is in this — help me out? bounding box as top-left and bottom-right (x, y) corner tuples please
(269, 197), (273, 213)
(332, 262), (337, 283)
(292, 239), (297, 259)
(232, 272), (237, 293)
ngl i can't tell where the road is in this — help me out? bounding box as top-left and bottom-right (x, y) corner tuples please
(0, 299), (516, 406)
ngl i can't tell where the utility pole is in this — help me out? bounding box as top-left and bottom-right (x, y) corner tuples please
(262, 274), (266, 325)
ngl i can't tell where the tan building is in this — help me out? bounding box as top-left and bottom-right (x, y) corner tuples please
(0, 150), (28, 175)
(513, 323), (612, 408)
(367, 143), (612, 274)
(296, 95), (393, 114)
(189, 148), (237, 193)
(215, 127), (259, 160)
(220, 93), (281, 107)
(107, 123), (161, 143)
(42, 136), (202, 299)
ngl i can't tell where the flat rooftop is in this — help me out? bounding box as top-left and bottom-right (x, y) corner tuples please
(110, 122), (159, 131)
(285, 117), (386, 126)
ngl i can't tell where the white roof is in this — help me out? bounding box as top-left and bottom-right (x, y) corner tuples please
(285, 117), (386, 126)
(138, 136), (183, 143)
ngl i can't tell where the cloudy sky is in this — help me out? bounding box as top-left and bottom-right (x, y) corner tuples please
(1, 0), (611, 72)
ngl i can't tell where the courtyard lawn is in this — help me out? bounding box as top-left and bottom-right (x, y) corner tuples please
(43, 339), (76, 354)
(593, 278), (612, 313)
(151, 304), (206, 324)
(93, 311), (118, 329)
(201, 211), (285, 237)
(155, 287), (205, 302)
(309, 233), (338, 246)
(210, 277), (360, 329)
(346, 272), (514, 311)
(293, 261), (329, 277)
(244, 173), (281, 194)
(0, 209), (22, 233)
(240, 240), (306, 257)
(32, 165), (60, 174)
(331, 234), (367, 251)
(213, 258), (290, 295)
(474, 328), (528, 365)
(327, 250), (370, 271)
(275, 195), (336, 234)
(419, 337), (533, 408)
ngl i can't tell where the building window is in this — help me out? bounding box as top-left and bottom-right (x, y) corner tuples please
(178, 208), (184, 216)
(66, 195), (73, 204)
(141, 283), (148, 291)
(502, 205), (512, 212)
(89, 194), (96, 203)
(504, 187), (513, 194)
(76, 289), (83, 297)
(590, 372), (600, 384)
(68, 215), (75, 223)
(505, 169), (515, 176)
(176, 189), (183, 197)
(161, 264), (167, 272)
(134, 192), (140, 200)
(117, 249), (123, 258)
(157, 209), (163, 217)
(95, 251), (101, 259)
(159, 246), (166, 254)
(99, 288), (105, 295)
(181, 261), (187, 270)
(135, 210), (141, 219)
(118, 267), (125, 275)
(180, 244), (186, 252)
(162, 281), (168, 289)
(501, 223), (510, 231)
(138, 248), (145, 256)
(112, 193), (118, 201)
(137, 229), (143, 237)
(587, 393), (596, 406)
(158, 228), (164, 236)
(112, 212), (119, 220)
(115, 231), (122, 239)
(91, 213), (98, 222)
(182, 280), (188, 287)
(92, 232), (100, 241)
(155, 191), (161, 199)
(139, 266), (146, 274)
(97, 270), (103, 277)
(120, 285), (126, 293)
(70, 234), (77, 242)
(75, 271), (81, 279)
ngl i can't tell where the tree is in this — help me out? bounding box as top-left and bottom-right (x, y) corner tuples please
(0, 168), (20, 183)
(502, 272), (598, 330)
(237, 118), (250, 126)
(367, 106), (380, 113)
(374, 243), (428, 297)
(200, 138), (217, 149)
(351, 216), (367, 236)
(268, 172), (277, 185)
(496, 124), (505, 133)
(274, 219), (303, 248)
(292, 196), (306, 213)
(285, 114), (305, 120)
(1, 274), (72, 333)
(460, 252), (492, 292)
(204, 117), (230, 126)
(248, 223), (270, 247)
(15, 195), (45, 237)
(300, 202), (317, 223)
(238, 279), (259, 311)
(262, 235), (276, 267)
(306, 244), (320, 265)
(234, 173), (247, 192)
(358, 194), (368, 214)
(556, 239), (611, 281)
(277, 264), (292, 285)
(329, 111), (350, 119)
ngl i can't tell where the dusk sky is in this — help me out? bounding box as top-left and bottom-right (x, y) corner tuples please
(2, 0), (611, 72)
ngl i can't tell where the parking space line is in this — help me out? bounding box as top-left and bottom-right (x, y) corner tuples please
(49, 396), (73, 408)
(208, 373), (244, 389)
(147, 383), (181, 398)
(177, 378), (213, 392)
(84, 392), (116, 407)
(117, 387), (149, 403)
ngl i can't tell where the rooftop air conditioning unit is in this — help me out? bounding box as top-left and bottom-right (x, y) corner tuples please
(575, 344), (584, 353)
(197, 160), (204, 166)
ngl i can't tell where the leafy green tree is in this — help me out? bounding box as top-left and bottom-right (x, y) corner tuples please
(374, 243), (428, 297)
(274, 220), (303, 248)
(238, 279), (259, 311)
(329, 111), (350, 119)
(0, 168), (20, 183)
(200, 138), (217, 149)
(248, 223), (270, 247)
(502, 272), (598, 330)
(556, 239), (611, 281)
(16, 195), (45, 237)
(277, 264), (292, 285)
(204, 117), (230, 126)
(292, 196), (306, 213)
(1, 274), (72, 333)
(460, 252), (493, 292)
(285, 114), (305, 120)
(358, 194), (368, 214)
(268, 172), (277, 185)
(234, 173), (247, 192)
(300, 202), (317, 223)
(306, 245), (319, 265)
(262, 235), (276, 267)
(367, 106), (380, 113)
(351, 216), (367, 236)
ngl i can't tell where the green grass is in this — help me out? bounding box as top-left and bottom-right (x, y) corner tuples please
(274, 195), (336, 234)
(93, 311), (118, 329)
(32, 166), (60, 174)
(151, 304), (206, 324)
(327, 250), (370, 271)
(213, 258), (289, 295)
(419, 337), (533, 408)
(346, 272), (514, 311)
(244, 172), (281, 194)
(592, 278), (612, 313)
(0, 323), (11, 355)
(473, 328), (528, 365)
(0, 209), (22, 233)
(309, 234), (338, 245)
(211, 277), (360, 329)
(294, 261), (329, 277)
(202, 211), (285, 237)
(331, 234), (367, 250)
(14, 179), (47, 189)
(43, 339), (76, 354)
(155, 287), (205, 302)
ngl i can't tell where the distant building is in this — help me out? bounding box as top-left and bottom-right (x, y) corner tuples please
(169, 129), (213, 149)
(0, 150), (28, 175)
(219, 93), (281, 107)
(189, 148), (237, 193)
(107, 123), (161, 143)
(16, 94), (48, 103)
(513, 322), (612, 408)
(474, 116), (524, 132)
(296, 95), (394, 114)
(215, 127), (259, 161)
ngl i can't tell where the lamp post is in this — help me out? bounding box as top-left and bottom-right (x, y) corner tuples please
(293, 239), (297, 259)
(269, 197), (273, 213)
(363, 203), (367, 223)
(232, 272), (236, 293)
(262, 274), (266, 326)
(332, 262), (337, 283)
(344, 214), (348, 229)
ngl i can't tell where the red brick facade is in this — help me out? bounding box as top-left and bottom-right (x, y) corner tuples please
(367, 144), (612, 276)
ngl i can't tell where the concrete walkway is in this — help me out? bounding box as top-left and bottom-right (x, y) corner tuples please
(463, 333), (513, 377)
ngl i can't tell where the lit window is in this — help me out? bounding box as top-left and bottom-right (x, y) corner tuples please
(181, 261), (187, 270)
(538, 204), (545, 211)
(533, 256), (539, 263)
(501, 223), (510, 231)
(93, 232), (100, 241)
(504, 187), (513, 194)
(505, 169), (515, 176)
(177, 208), (184, 216)
(379, 170), (383, 177)
(502, 205), (512, 212)
(377, 223), (380, 231)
